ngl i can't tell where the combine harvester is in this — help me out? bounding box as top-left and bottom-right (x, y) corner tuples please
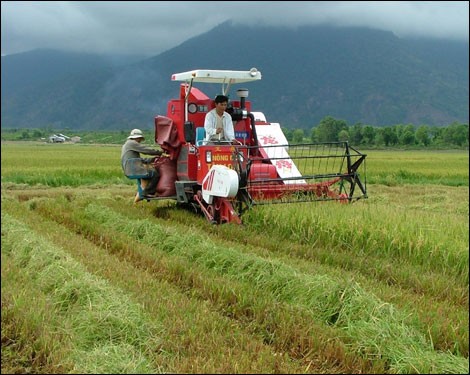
(126, 68), (367, 224)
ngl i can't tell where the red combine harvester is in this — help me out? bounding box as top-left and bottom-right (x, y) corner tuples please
(129, 68), (367, 224)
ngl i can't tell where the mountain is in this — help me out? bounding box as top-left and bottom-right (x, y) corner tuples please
(1, 48), (144, 94)
(1, 22), (468, 130)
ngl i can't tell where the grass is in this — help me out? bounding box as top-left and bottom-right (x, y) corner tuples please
(2, 213), (163, 374)
(1, 142), (468, 373)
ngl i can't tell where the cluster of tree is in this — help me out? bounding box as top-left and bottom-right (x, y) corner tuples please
(283, 116), (469, 148)
(2, 117), (468, 149)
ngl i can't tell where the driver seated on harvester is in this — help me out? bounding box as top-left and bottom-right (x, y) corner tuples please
(204, 94), (240, 145)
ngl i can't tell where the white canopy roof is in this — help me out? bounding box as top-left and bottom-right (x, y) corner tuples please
(171, 68), (262, 84)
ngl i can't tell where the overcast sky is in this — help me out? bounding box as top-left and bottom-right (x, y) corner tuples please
(2, 1), (469, 57)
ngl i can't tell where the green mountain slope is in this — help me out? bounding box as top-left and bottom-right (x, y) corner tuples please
(1, 23), (468, 130)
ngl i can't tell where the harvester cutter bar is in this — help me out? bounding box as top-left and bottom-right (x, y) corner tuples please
(240, 141), (367, 205)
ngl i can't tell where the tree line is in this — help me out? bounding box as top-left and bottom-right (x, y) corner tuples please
(283, 116), (469, 148)
(2, 118), (469, 149)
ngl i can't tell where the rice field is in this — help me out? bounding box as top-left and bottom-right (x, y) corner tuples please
(1, 142), (468, 374)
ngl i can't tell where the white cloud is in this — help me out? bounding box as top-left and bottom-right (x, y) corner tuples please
(1, 1), (468, 56)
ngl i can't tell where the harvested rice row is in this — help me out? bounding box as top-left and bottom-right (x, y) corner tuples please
(3, 198), (339, 373)
(79, 202), (469, 373)
(1, 212), (164, 374)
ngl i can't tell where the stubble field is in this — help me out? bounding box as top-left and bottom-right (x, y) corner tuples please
(1, 142), (468, 374)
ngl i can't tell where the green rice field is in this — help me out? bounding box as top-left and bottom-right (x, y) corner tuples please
(1, 142), (468, 374)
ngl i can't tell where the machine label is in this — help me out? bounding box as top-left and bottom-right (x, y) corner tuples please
(213, 154), (230, 161)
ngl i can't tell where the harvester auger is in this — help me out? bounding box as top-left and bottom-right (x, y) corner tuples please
(139, 68), (367, 224)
